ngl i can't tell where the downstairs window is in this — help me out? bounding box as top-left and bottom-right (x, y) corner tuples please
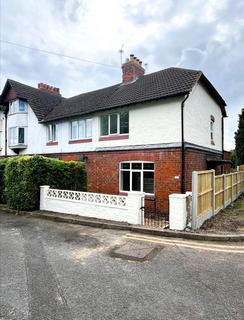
(120, 161), (154, 194)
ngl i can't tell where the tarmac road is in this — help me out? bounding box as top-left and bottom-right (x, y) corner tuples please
(0, 212), (244, 320)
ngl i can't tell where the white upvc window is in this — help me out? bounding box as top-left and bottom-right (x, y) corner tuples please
(47, 124), (57, 142)
(120, 161), (155, 194)
(70, 119), (92, 140)
(9, 127), (25, 145)
(100, 111), (129, 136)
(9, 99), (27, 114)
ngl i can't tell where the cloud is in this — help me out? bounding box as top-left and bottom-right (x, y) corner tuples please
(1, 0), (244, 149)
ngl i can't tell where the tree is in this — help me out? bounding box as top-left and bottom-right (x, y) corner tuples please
(235, 108), (244, 165)
(230, 149), (237, 168)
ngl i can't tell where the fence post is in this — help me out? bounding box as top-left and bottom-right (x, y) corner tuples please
(212, 170), (215, 216)
(231, 173), (234, 202)
(191, 171), (198, 230)
(40, 185), (50, 210)
(223, 174), (226, 208)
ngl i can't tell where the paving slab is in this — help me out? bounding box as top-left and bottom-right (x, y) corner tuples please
(109, 241), (162, 261)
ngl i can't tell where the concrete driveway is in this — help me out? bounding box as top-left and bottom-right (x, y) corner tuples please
(0, 212), (244, 320)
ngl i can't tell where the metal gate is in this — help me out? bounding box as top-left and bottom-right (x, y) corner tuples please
(142, 197), (169, 229)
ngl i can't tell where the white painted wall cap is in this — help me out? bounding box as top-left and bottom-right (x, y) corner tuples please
(169, 193), (187, 198)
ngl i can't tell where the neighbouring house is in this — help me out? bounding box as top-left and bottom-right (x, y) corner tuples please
(0, 54), (230, 215)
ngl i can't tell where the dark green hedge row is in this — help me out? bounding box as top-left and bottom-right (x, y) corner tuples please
(0, 155), (86, 211)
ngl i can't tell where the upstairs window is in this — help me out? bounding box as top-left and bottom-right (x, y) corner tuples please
(9, 99), (27, 114)
(120, 162), (154, 194)
(100, 111), (129, 136)
(47, 124), (57, 142)
(9, 127), (25, 145)
(71, 119), (92, 140)
(210, 115), (215, 145)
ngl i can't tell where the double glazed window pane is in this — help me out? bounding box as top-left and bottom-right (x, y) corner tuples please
(120, 112), (129, 134)
(78, 121), (85, 138)
(48, 124), (56, 141)
(19, 100), (26, 112)
(121, 170), (130, 191)
(143, 171), (154, 193)
(71, 122), (78, 139)
(110, 114), (118, 134)
(132, 172), (141, 191)
(18, 128), (25, 144)
(101, 115), (109, 136)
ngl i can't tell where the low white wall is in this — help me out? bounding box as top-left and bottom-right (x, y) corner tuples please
(40, 186), (144, 225)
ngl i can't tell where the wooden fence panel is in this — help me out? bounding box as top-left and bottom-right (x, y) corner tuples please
(225, 174), (232, 204)
(197, 171), (213, 218)
(192, 169), (244, 230)
(215, 175), (224, 212)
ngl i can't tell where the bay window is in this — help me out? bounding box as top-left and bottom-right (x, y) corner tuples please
(9, 99), (27, 114)
(120, 162), (154, 194)
(9, 127), (26, 146)
(70, 119), (92, 140)
(100, 111), (129, 136)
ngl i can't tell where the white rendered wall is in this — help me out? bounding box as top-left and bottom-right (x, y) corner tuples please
(2, 97), (182, 156)
(184, 83), (223, 151)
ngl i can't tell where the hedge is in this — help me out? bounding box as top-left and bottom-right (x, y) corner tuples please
(3, 155), (86, 211)
(0, 158), (8, 203)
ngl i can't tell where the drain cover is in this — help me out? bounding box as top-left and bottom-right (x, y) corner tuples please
(110, 241), (162, 261)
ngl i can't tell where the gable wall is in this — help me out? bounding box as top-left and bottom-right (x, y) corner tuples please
(184, 82), (223, 152)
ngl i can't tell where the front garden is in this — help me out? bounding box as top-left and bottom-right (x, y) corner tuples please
(201, 194), (244, 233)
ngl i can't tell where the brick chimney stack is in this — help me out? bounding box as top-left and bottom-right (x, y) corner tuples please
(37, 83), (61, 95)
(122, 54), (145, 83)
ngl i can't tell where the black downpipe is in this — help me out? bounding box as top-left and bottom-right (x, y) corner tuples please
(4, 111), (7, 157)
(181, 94), (189, 194)
(221, 116), (224, 174)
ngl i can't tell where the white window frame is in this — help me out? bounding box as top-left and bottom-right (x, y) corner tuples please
(100, 112), (129, 137)
(119, 161), (155, 195)
(70, 118), (92, 140)
(47, 124), (57, 142)
(8, 127), (26, 146)
(9, 99), (27, 114)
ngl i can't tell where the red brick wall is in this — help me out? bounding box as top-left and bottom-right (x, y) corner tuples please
(224, 151), (232, 173)
(3, 88), (17, 102)
(184, 148), (222, 192)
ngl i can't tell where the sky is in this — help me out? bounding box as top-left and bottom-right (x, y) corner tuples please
(0, 0), (244, 150)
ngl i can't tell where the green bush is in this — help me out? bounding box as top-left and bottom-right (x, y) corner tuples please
(4, 155), (86, 211)
(0, 158), (9, 203)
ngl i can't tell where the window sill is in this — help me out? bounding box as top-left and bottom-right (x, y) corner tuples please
(69, 138), (92, 144)
(9, 144), (27, 149)
(99, 135), (129, 141)
(46, 141), (58, 146)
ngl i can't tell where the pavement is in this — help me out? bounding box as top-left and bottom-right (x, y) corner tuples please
(1, 211), (244, 320)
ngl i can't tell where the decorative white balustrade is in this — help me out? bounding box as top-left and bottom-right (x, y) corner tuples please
(40, 186), (144, 225)
(46, 188), (127, 208)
